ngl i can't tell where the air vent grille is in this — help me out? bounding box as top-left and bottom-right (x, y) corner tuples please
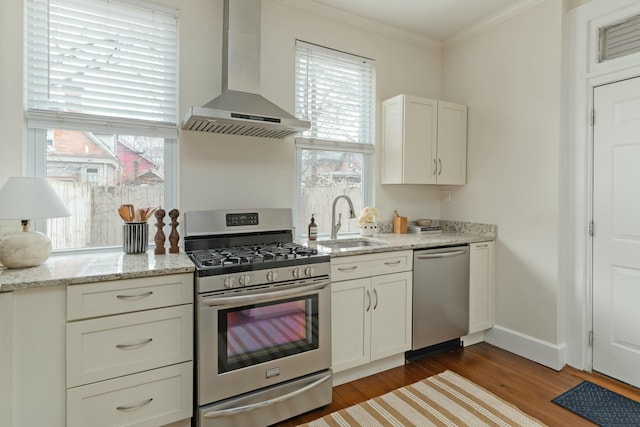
(599, 14), (640, 62)
(183, 118), (296, 139)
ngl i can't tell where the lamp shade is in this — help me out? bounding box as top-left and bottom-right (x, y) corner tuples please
(0, 177), (70, 220)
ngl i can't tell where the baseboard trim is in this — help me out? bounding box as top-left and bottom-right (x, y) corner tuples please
(332, 354), (406, 386)
(485, 325), (566, 371)
(461, 331), (486, 346)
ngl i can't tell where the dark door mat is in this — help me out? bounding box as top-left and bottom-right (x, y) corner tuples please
(552, 380), (640, 426)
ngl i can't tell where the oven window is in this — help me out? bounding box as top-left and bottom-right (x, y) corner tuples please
(218, 295), (319, 373)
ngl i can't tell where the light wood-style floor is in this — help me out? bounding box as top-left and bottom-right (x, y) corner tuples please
(275, 342), (640, 426)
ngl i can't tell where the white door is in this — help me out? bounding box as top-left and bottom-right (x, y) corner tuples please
(593, 77), (640, 388)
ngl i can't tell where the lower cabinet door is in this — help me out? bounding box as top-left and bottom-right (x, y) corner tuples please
(370, 271), (412, 360)
(331, 278), (371, 373)
(67, 362), (192, 427)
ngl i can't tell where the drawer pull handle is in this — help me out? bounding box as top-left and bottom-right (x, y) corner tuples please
(337, 266), (358, 272)
(116, 291), (153, 300)
(475, 244), (489, 248)
(116, 338), (153, 349)
(384, 260), (401, 266)
(117, 398), (153, 411)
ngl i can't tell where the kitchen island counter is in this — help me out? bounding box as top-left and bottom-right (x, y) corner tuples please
(0, 250), (195, 292)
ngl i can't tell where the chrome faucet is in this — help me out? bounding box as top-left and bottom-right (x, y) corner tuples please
(330, 195), (356, 239)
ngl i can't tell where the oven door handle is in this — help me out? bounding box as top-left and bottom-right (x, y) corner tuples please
(200, 281), (330, 307)
(201, 372), (332, 419)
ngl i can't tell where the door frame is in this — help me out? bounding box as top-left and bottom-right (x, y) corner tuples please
(566, 0), (640, 371)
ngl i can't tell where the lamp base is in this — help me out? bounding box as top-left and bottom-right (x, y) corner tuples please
(0, 231), (52, 268)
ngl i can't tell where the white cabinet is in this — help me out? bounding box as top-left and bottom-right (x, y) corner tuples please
(381, 94), (467, 185)
(469, 242), (495, 334)
(330, 251), (412, 374)
(66, 273), (193, 427)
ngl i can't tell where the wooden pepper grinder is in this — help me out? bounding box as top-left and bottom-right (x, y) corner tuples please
(168, 209), (180, 253)
(154, 208), (166, 254)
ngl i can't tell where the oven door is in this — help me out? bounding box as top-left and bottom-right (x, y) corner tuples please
(197, 278), (331, 405)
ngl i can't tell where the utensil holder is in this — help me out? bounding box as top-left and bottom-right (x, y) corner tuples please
(393, 216), (408, 234)
(123, 222), (149, 254)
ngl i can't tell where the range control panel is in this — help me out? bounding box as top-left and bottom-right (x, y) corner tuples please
(226, 212), (259, 227)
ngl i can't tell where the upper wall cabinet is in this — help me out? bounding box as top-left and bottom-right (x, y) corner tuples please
(381, 94), (467, 185)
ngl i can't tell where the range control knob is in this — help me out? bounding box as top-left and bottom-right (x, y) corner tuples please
(224, 277), (236, 289)
(239, 275), (251, 287)
(304, 266), (314, 277)
(292, 268), (301, 279)
(266, 271), (278, 282)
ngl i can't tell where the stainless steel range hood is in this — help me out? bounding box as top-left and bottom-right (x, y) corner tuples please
(182, 0), (310, 139)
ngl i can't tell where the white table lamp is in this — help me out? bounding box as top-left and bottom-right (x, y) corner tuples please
(0, 177), (71, 268)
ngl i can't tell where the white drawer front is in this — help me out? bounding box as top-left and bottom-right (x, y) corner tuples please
(67, 362), (192, 427)
(67, 273), (193, 320)
(67, 305), (192, 387)
(331, 250), (413, 282)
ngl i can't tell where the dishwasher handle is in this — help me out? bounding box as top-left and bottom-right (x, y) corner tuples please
(416, 249), (467, 260)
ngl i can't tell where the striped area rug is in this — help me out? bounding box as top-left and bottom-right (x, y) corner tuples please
(299, 370), (546, 426)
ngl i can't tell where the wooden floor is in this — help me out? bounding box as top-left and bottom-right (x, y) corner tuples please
(275, 342), (640, 426)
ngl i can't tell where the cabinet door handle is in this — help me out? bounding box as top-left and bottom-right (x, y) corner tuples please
(366, 290), (371, 312)
(475, 244), (489, 248)
(433, 158), (437, 176)
(373, 289), (378, 310)
(438, 158), (443, 176)
(116, 338), (153, 349)
(337, 266), (358, 272)
(116, 291), (153, 300)
(384, 260), (401, 266)
(116, 398), (153, 411)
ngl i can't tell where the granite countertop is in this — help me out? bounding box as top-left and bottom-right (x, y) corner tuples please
(0, 250), (195, 292)
(306, 220), (497, 257)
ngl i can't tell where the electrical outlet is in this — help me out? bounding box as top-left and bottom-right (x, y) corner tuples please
(440, 190), (452, 202)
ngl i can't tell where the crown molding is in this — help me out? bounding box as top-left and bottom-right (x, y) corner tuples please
(444, 0), (546, 49)
(271, 0), (443, 51)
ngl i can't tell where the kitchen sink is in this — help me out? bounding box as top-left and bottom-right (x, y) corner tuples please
(317, 238), (384, 251)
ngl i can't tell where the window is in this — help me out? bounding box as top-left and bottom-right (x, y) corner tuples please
(25, 0), (178, 251)
(294, 41), (376, 237)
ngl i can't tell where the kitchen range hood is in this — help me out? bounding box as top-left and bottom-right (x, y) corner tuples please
(182, 0), (310, 139)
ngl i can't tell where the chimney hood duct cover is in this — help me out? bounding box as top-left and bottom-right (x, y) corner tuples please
(182, 0), (310, 139)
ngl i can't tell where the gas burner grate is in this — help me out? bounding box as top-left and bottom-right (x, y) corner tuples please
(189, 243), (319, 270)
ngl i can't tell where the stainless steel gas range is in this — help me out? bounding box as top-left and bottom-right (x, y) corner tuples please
(184, 208), (332, 427)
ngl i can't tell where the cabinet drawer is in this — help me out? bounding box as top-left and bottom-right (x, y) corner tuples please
(67, 362), (192, 427)
(67, 273), (193, 320)
(331, 250), (412, 282)
(67, 305), (192, 387)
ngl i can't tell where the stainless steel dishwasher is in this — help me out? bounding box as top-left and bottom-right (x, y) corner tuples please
(411, 245), (469, 351)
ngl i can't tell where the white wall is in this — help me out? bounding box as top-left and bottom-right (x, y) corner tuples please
(442, 0), (564, 346)
(0, 0), (24, 183)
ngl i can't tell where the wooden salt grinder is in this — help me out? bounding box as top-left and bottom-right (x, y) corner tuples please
(168, 209), (180, 253)
(154, 208), (166, 254)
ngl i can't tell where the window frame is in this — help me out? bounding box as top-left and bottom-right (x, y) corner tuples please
(24, 0), (179, 253)
(293, 41), (376, 238)
(26, 129), (178, 254)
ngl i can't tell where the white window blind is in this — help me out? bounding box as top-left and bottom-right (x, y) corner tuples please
(26, 0), (178, 137)
(599, 14), (640, 63)
(295, 40), (375, 146)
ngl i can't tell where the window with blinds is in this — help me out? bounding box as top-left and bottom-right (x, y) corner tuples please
(295, 40), (375, 145)
(294, 41), (375, 239)
(24, 0), (178, 251)
(26, 0), (178, 137)
(599, 14), (640, 63)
